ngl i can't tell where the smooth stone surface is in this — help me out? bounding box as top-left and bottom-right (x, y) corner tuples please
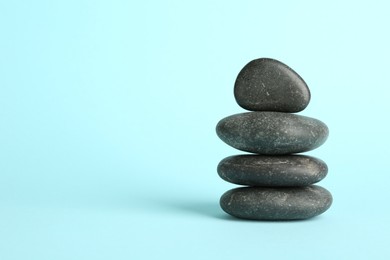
(234, 58), (310, 112)
(220, 185), (332, 220)
(218, 155), (328, 186)
(216, 112), (328, 154)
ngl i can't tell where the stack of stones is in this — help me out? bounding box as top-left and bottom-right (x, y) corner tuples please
(216, 58), (332, 220)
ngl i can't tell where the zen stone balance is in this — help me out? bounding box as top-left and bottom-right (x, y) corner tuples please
(216, 58), (332, 220)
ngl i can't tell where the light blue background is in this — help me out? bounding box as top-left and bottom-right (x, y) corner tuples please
(1, 0), (389, 259)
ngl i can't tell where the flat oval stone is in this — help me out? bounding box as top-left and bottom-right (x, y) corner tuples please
(220, 185), (332, 220)
(216, 112), (328, 154)
(234, 58), (310, 112)
(218, 155), (328, 186)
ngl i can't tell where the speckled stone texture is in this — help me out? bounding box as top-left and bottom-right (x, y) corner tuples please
(216, 112), (329, 154)
(220, 185), (332, 220)
(234, 58), (310, 112)
(218, 155), (327, 186)
(216, 57), (332, 221)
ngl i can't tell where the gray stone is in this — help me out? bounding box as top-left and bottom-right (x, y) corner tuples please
(220, 185), (332, 220)
(234, 58), (310, 112)
(217, 155), (327, 186)
(216, 112), (328, 154)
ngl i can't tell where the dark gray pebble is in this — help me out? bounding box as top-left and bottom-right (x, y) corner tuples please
(220, 185), (332, 220)
(218, 155), (328, 186)
(234, 58), (310, 112)
(216, 112), (328, 154)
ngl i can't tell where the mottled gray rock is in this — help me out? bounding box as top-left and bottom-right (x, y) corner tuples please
(218, 155), (327, 186)
(216, 112), (328, 154)
(234, 58), (310, 112)
(220, 185), (332, 220)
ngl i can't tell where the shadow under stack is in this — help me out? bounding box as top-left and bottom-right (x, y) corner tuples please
(216, 58), (332, 220)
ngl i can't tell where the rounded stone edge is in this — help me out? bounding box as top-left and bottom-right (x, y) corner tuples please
(219, 186), (333, 221)
(217, 154), (329, 186)
(216, 112), (330, 155)
(233, 58), (311, 113)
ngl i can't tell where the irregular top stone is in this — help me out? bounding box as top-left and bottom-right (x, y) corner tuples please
(216, 112), (329, 154)
(217, 155), (328, 186)
(234, 58), (310, 112)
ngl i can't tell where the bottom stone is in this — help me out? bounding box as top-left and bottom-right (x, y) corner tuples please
(220, 185), (332, 220)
